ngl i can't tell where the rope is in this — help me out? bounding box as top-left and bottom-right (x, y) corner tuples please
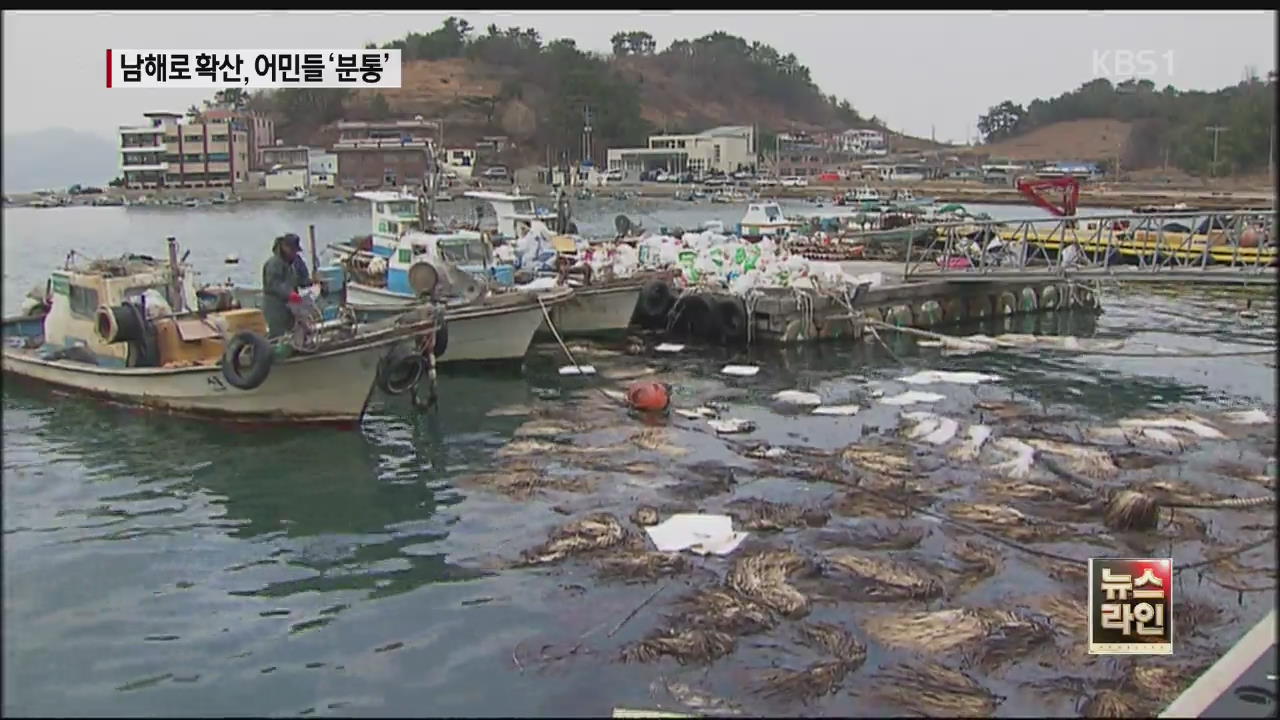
(535, 294), (624, 408)
(1174, 532), (1278, 572)
(1163, 496), (1275, 510)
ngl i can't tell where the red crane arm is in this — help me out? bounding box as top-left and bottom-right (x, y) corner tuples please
(1016, 176), (1080, 217)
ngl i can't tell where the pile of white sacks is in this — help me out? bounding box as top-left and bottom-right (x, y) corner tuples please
(496, 221), (885, 294)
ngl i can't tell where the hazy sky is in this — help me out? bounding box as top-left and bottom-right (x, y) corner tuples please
(4, 10), (1276, 144)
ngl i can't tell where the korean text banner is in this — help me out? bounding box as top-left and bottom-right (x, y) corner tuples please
(106, 50), (402, 88)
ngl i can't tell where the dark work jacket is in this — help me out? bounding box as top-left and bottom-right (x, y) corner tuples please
(262, 253), (301, 338)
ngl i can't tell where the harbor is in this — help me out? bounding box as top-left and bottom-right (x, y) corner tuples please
(3, 194), (1277, 717)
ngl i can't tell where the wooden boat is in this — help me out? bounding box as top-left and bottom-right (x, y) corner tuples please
(3, 244), (443, 427)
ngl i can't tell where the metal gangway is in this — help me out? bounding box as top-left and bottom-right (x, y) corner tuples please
(900, 209), (1277, 285)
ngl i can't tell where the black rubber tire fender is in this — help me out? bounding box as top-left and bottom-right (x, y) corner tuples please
(378, 346), (428, 396)
(221, 331), (273, 390)
(692, 296), (725, 341)
(431, 318), (449, 359)
(638, 280), (675, 320)
(717, 297), (748, 343)
(673, 294), (711, 337)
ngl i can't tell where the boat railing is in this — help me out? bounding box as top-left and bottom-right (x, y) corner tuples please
(901, 209), (1276, 284)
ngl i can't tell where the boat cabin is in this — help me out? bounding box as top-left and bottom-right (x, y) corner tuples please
(355, 190), (423, 257)
(463, 190), (557, 239)
(19, 257), (200, 368)
(385, 230), (516, 294)
(737, 202), (796, 240)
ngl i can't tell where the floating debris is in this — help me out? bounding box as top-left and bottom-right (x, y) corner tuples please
(949, 424), (993, 463)
(1024, 438), (1119, 480)
(1082, 689), (1138, 718)
(513, 419), (577, 440)
(811, 403), (860, 416)
(653, 679), (743, 716)
(880, 390), (946, 406)
(668, 587), (777, 635)
(864, 607), (1049, 659)
(1219, 408), (1272, 425)
(944, 539), (1003, 593)
(721, 365), (760, 377)
(520, 513), (631, 566)
(622, 628), (736, 665)
(772, 390), (822, 406)
(834, 490), (918, 519)
(1103, 490), (1160, 531)
(559, 364), (598, 376)
(944, 503), (1066, 542)
(1119, 416), (1226, 440)
(630, 429), (690, 456)
(755, 623), (867, 703)
(726, 550), (812, 617)
(612, 708), (692, 719)
(645, 514), (749, 556)
(668, 462), (740, 501)
(630, 506), (661, 527)
(841, 445), (912, 480)
(604, 366), (658, 381)
(898, 370), (1002, 385)
(708, 419), (756, 435)
(457, 465), (595, 500)
(833, 524), (926, 551)
(725, 498), (829, 531)
(673, 406), (719, 420)
(902, 411), (960, 445)
(987, 437), (1037, 479)
(744, 444), (788, 460)
(596, 551), (690, 582)
(654, 343), (686, 353)
(1025, 593), (1088, 636)
(485, 404), (534, 417)
(820, 550), (943, 601)
(869, 662), (1001, 717)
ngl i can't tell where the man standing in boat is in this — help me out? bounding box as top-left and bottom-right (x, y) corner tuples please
(262, 233), (308, 339)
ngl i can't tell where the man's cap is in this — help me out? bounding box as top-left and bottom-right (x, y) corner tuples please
(278, 233), (302, 249)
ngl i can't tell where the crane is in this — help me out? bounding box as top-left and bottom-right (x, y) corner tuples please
(1015, 175), (1081, 217)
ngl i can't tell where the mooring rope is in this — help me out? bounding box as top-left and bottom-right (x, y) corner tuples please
(535, 294), (625, 408)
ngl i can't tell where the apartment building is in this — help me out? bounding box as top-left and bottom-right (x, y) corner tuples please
(200, 108), (275, 170)
(332, 118), (438, 189)
(119, 111), (249, 189)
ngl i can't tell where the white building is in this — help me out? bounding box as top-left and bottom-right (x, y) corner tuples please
(308, 149), (337, 188)
(833, 128), (888, 157)
(444, 148), (476, 178)
(264, 166), (309, 192)
(607, 125), (755, 177)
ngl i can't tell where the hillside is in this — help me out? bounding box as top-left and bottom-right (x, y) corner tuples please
(968, 118), (1133, 163)
(250, 20), (938, 165)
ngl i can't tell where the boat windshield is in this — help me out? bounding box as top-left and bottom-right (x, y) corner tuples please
(437, 237), (491, 264)
(387, 200), (417, 216)
(764, 205), (781, 221)
(512, 199), (534, 215)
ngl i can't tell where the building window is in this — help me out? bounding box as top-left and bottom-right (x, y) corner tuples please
(165, 135), (178, 143)
(68, 284), (99, 319)
(184, 134), (202, 142)
(211, 134), (229, 142)
(164, 154), (181, 163)
(208, 152), (230, 162)
(183, 154), (202, 162)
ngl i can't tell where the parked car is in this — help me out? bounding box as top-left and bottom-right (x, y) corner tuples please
(781, 176), (809, 188)
(604, 168), (623, 182)
(755, 176), (779, 187)
(482, 166), (509, 180)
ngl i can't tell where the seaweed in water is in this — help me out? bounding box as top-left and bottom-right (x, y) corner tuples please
(1081, 689), (1138, 718)
(629, 506), (661, 527)
(869, 662), (1002, 716)
(667, 587), (778, 636)
(458, 462), (596, 500)
(944, 502), (1071, 542)
(863, 607), (1051, 661)
(942, 539), (1003, 594)
(754, 623), (867, 703)
(519, 513), (634, 566)
(1103, 490), (1161, 531)
(826, 523), (927, 551)
(668, 462), (741, 501)
(725, 498), (830, 531)
(817, 550), (944, 602)
(726, 550), (813, 618)
(840, 445), (913, 481)
(630, 428), (690, 457)
(833, 489), (921, 519)
(621, 627), (736, 665)
(595, 551), (690, 583)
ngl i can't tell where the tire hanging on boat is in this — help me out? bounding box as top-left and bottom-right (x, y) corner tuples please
(717, 297), (749, 343)
(1039, 284), (1061, 311)
(672, 294), (712, 338)
(221, 331), (273, 390)
(377, 345), (428, 396)
(430, 317), (449, 359)
(995, 291), (1018, 316)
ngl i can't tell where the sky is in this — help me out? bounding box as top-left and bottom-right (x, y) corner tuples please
(3, 10), (1276, 144)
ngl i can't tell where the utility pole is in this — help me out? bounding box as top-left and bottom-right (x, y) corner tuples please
(1269, 124), (1275, 182)
(1205, 125), (1227, 178)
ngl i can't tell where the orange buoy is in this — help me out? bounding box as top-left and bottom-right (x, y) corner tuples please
(626, 381), (671, 412)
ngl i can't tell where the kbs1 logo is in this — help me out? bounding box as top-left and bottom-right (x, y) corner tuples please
(1092, 49), (1175, 80)
(1088, 557), (1174, 655)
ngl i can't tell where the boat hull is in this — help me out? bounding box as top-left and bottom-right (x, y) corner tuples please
(2, 338), (401, 426)
(347, 282), (574, 363)
(538, 284), (642, 335)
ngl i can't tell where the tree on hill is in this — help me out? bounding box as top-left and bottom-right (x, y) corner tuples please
(611, 31), (656, 56)
(369, 93), (392, 121)
(977, 101), (1027, 143)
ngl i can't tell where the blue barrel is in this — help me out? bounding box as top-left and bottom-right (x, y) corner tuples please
(490, 264), (515, 286)
(316, 265), (345, 294)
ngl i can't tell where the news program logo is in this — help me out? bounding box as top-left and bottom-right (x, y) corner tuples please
(1088, 557), (1173, 655)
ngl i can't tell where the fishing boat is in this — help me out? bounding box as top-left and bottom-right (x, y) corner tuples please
(286, 187), (309, 202)
(2, 241), (444, 426)
(184, 198), (200, 208)
(463, 189), (560, 241)
(737, 201), (798, 241)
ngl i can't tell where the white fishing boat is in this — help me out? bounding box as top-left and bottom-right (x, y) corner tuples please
(463, 189), (559, 240)
(2, 243), (443, 427)
(736, 201), (797, 241)
(286, 187), (309, 202)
